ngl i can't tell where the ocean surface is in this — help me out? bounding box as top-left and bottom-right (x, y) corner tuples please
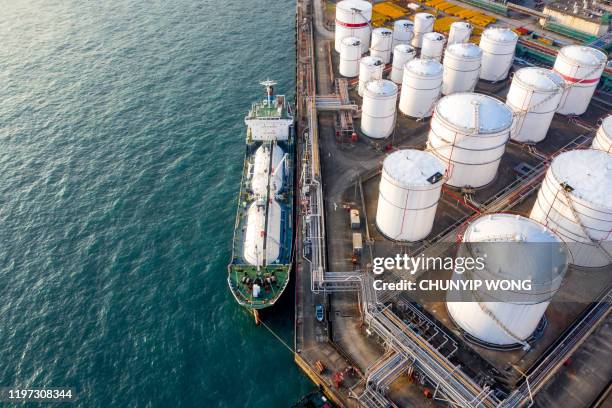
(0, 0), (312, 406)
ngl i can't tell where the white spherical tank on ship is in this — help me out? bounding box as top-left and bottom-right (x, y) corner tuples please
(506, 67), (564, 143)
(243, 201), (282, 266)
(251, 144), (285, 196)
(442, 43), (482, 95)
(592, 115), (612, 153)
(479, 27), (518, 82)
(335, 0), (373, 53)
(376, 149), (446, 241)
(361, 80), (398, 139)
(447, 22), (472, 45)
(447, 214), (568, 348)
(339, 37), (362, 77)
(390, 44), (416, 84)
(412, 13), (435, 48)
(553, 45), (607, 115)
(427, 93), (512, 188)
(370, 27), (394, 64)
(421, 32), (446, 61)
(392, 20), (415, 49)
(399, 58), (443, 118)
(358, 55), (384, 96)
(530, 150), (612, 267)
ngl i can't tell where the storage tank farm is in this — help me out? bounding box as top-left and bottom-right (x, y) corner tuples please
(392, 20), (415, 49)
(399, 58), (443, 118)
(370, 27), (393, 64)
(553, 45), (607, 115)
(427, 93), (513, 188)
(442, 43), (482, 95)
(339, 37), (361, 78)
(421, 32), (446, 61)
(358, 55), (384, 97)
(593, 115), (612, 153)
(479, 27), (518, 82)
(447, 214), (569, 348)
(447, 21), (472, 45)
(506, 67), (565, 144)
(376, 149), (445, 241)
(530, 150), (612, 268)
(390, 44), (416, 84)
(360, 79), (398, 139)
(411, 13), (435, 48)
(334, 0), (372, 53)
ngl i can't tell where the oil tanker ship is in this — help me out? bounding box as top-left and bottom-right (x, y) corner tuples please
(227, 81), (295, 319)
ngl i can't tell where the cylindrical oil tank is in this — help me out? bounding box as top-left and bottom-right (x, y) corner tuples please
(392, 20), (415, 49)
(370, 27), (394, 64)
(447, 214), (568, 347)
(335, 0), (373, 53)
(399, 58), (443, 118)
(442, 43), (482, 95)
(530, 149), (612, 267)
(358, 55), (384, 96)
(421, 32), (446, 61)
(479, 28), (518, 82)
(427, 93), (512, 188)
(447, 22), (472, 45)
(553, 45), (607, 115)
(376, 149), (445, 241)
(339, 37), (362, 77)
(361, 80), (398, 139)
(593, 115), (612, 153)
(252, 144), (285, 196)
(244, 200), (282, 266)
(390, 44), (416, 84)
(411, 13), (435, 48)
(506, 67), (564, 144)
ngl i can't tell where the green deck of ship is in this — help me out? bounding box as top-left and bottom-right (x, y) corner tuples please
(227, 264), (291, 309)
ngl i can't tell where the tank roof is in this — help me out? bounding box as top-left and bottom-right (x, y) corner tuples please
(446, 43), (482, 58)
(465, 214), (562, 243)
(373, 27), (392, 35)
(383, 149), (445, 187)
(601, 115), (612, 137)
(337, 0), (372, 12)
(361, 55), (384, 66)
(341, 36), (361, 46)
(435, 93), (512, 133)
(424, 32), (445, 41)
(394, 44), (416, 54)
(365, 79), (398, 96)
(451, 21), (472, 29)
(514, 67), (564, 92)
(406, 58), (443, 76)
(550, 149), (612, 209)
(394, 19), (414, 28)
(559, 45), (607, 66)
(482, 27), (518, 42)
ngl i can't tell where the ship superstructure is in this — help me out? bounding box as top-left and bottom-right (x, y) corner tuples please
(228, 81), (295, 312)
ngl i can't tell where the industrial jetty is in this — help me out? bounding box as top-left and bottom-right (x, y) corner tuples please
(227, 81), (295, 317)
(293, 0), (612, 407)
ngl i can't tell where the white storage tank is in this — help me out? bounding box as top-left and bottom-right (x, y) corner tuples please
(399, 58), (443, 118)
(530, 149), (612, 267)
(553, 45), (607, 116)
(392, 20), (415, 49)
(335, 0), (373, 53)
(447, 22), (472, 45)
(390, 44), (416, 84)
(358, 56), (384, 96)
(427, 93), (512, 188)
(411, 13), (435, 48)
(592, 115), (612, 153)
(442, 43), (482, 95)
(339, 37), (362, 77)
(376, 149), (445, 241)
(243, 200), (282, 266)
(447, 214), (568, 347)
(370, 27), (394, 64)
(421, 32), (446, 61)
(506, 67), (564, 144)
(479, 27), (518, 82)
(251, 144), (285, 196)
(361, 80), (398, 139)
